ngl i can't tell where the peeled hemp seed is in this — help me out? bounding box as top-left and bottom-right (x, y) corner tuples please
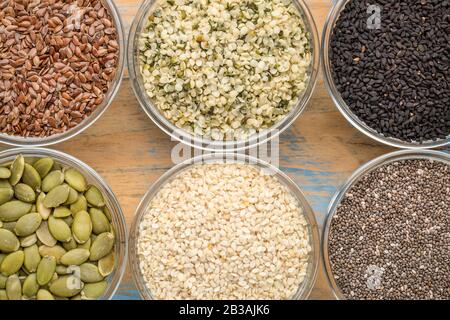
(0, 154), (116, 300)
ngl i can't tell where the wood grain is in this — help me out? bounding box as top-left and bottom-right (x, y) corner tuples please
(0, 0), (447, 300)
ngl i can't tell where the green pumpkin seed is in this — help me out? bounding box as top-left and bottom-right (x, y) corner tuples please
(71, 294), (82, 300)
(55, 265), (68, 275)
(36, 289), (54, 300)
(60, 249), (90, 266)
(49, 276), (83, 297)
(64, 186), (79, 205)
(63, 215), (74, 227)
(13, 183), (36, 203)
(0, 274), (7, 289)
(9, 155), (25, 186)
(42, 170), (64, 193)
(36, 221), (57, 247)
(90, 208), (110, 235)
(36, 193), (51, 220)
(64, 168), (87, 192)
(85, 186), (105, 207)
(0, 254), (5, 265)
(80, 263), (104, 283)
(22, 273), (39, 297)
(0, 179), (11, 189)
(0, 289), (7, 300)
(0, 167), (11, 179)
(24, 157), (38, 165)
(48, 216), (72, 242)
(0, 200), (32, 222)
(22, 164), (41, 190)
(33, 158), (54, 178)
(0, 229), (20, 252)
(89, 232), (114, 261)
(77, 238), (91, 250)
(14, 212), (42, 237)
(70, 195), (87, 214)
(62, 237), (77, 251)
(38, 245), (66, 264)
(98, 252), (115, 277)
(20, 233), (37, 247)
(53, 206), (72, 218)
(36, 256), (56, 285)
(72, 210), (92, 244)
(6, 274), (21, 300)
(44, 184), (70, 208)
(0, 251), (24, 276)
(1, 221), (15, 232)
(103, 206), (112, 222)
(81, 280), (107, 299)
(24, 245), (41, 273)
(0, 187), (14, 205)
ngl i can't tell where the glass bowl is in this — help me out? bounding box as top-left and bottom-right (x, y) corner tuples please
(321, 0), (449, 149)
(0, 147), (128, 300)
(129, 153), (320, 300)
(0, 0), (125, 147)
(323, 149), (450, 299)
(128, 0), (320, 152)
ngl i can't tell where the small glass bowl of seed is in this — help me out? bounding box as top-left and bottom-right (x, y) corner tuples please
(128, 0), (319, 151)
(322, 0), (450, 149)
(0, 148), (127, 300)
(323, 149), (450, 300)
(129, 153), (320, 300)
(0, 0), (125, 147)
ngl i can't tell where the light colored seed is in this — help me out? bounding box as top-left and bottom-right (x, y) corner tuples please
(81, 280), (107, 299)
(14, 212), (42, 237)
(14, 183), (36, 203)
(6, 274), (21, 300)
(103, 206), (112, 222)
(98, 252), (115, 277)
(42, 170), (64, 193)
(90, 207), (110, 235)
(37, 192), (52, 220)
(0, 180), (12, 189)
(80, 263), (104, 283)
(48, 216), (72, 242)
(77, 237), (91, 251)
(53, 206), (72, 218)
(89, 232), (114, 261)
(24, 244), (41, 273)
(64, 186), (79, 205)
(9, 155), (25, 186)
(49, 276), (83, 298)
(44, 184), (70, 208)
(36, 256), (56, 286)
(0, 229), (20, 252)
(72, 210), (92, 244)
(20, 233), (38, 247)
(33, 158), (54, 178)
(0, 251), (24, 276)
(36, 221), (57, 247)
(36, 289), (54, 300)
(0, 200), (32, 222)
(60, 248), (90, 266)
(62, 237), (78, 251)
(55, 265), (68, 275)
(38, 245), (66, 264)
(70, 195), (87, 214)
(22, 164), (41, 190)
(64, 168), (87, 192)
(85, 186), (105, 207)
(22, 273), (39, 297)
(0, 188), (14, 205)
(0, 167), (11, 179)
(0, 289), (7, 300)
(1, 222), (16, 232)
(0, 274), (6, 289)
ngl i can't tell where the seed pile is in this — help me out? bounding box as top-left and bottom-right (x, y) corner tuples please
(0, 154), (116, 300)
(137, 163), (311, 299)
(330, 0), (450, 143)
(139, 0), (312, 140)
(0, 0), (119, 138)
(328, 158), (450, 300)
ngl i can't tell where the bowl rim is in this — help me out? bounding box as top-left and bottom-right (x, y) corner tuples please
(321, 0), (450, 150)
(129, 152), (320, 300)
(322, 149), (450, 300)
(0, 147), (129, 300)
(0, 0), (126, 148)
(127, 0), (320, 152)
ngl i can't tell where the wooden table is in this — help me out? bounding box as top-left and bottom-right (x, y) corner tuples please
(1, 0), (447, 300)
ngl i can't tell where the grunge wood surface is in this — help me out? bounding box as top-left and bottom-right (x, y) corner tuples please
(0, 0), (447, 300)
